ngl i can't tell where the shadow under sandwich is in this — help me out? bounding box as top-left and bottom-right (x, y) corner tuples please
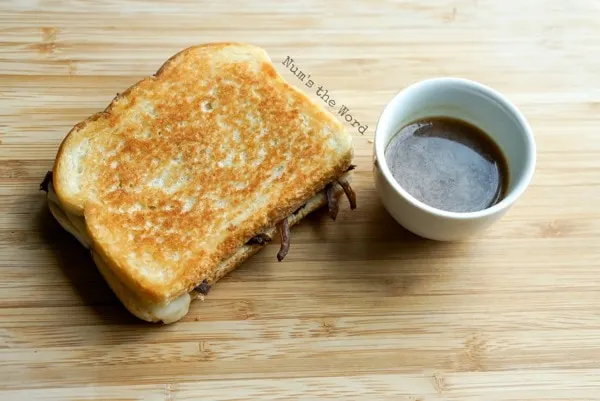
(35, 202), (148, 326)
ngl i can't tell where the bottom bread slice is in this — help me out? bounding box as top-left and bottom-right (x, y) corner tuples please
(47, 177), (348, 323)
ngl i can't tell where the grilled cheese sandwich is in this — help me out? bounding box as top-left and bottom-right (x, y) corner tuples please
(43, 42), (356, 323)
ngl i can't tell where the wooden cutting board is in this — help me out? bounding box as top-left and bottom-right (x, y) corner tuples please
(1, 1), (599, 399)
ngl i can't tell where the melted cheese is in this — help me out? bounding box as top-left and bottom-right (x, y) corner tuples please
(47, 186), (91, 249)
(91, 251), (191, 324)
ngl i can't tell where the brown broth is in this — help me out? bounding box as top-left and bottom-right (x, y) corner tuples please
(384, 117), (509, 213)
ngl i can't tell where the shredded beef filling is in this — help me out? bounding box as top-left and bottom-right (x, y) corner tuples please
(276, 218), (290, 262)
(246, 233), (272, 246)
(326, 184), (339, 221)
(338, 178), (357, 210)
(194, 279), (211, 295)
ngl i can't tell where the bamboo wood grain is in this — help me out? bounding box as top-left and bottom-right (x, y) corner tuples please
(1, 0), (599, 399)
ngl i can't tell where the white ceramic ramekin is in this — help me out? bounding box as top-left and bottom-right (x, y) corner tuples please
(373, 77), (536, 241)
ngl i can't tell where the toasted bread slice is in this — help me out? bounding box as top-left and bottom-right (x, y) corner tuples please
(48, 180), (348, 323)
(51, 42), (353, 318)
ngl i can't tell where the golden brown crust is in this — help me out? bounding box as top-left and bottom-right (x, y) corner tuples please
(53, 43), (246, 215)
(49, 179), (345, 324)
(52, 42), (353, 305)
